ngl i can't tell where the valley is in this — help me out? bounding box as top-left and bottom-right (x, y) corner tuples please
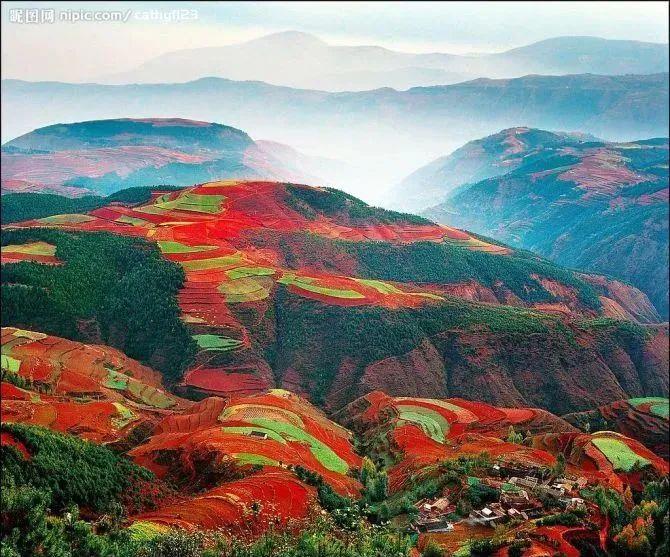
(1, 7), (668, 556)
(2, 179), (668, 556)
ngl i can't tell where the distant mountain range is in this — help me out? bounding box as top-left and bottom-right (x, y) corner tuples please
(0, 118), (347, 196)
(392, 128), (600, 212)
(3, 72), (668, 201)
(418, 128), (669, 318)
(100, 31), (669, 91)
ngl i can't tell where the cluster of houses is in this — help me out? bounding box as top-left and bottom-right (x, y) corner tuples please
(414, 461), (589, 533)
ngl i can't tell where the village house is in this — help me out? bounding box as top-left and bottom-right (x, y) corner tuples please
(470, 503), (508, 528)
(414, 496), (456, 532)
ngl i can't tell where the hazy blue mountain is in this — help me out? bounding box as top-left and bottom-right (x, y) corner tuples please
(422, 130), (669, 317)
(1, 118), (346, 196)
(392, 127), (598, 211)
(3, 73), (667, 203)
(99, 31), (669, 91)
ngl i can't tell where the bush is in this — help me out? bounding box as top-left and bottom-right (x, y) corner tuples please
(1, 423), (162, 514)
(1, 228), (195, 381)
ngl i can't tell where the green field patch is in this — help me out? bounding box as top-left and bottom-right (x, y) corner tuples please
(629, 397), (669, 418)
(128, 521), (170, 542)
(219, 404), (305, 428)
(10, 329), (47, 341)
(591, 436), (651, 471)
(1, 354), (21, 373)
(116, 215), (149, 227)
(649, 402), (669, 418)
(157, 240), (218, 254)
(103, 369), (129, 390)
(192, 334), (242, 352)
(37, 214), (95, 225)
(217, 276), (273, 302)
(354, 278), (403, 294)
(3, 241), (56, 256)
(154, 192), (225, 214)
(221, 426), (286, 444)
(111, 402), (137, 429)
(180, 254), (244, 271)
(396, 404), (451, 444)
(127, 379), (176, 409)
(278, 274), (365, 299)
(226, 266), (277, 280)
(134, 204), (168, 216)
(250, 418), (349, 474)
(234, 453), (280, 467)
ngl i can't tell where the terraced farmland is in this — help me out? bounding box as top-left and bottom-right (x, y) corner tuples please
(5, 180), (665, 415)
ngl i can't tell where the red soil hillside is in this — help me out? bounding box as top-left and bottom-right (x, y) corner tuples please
(1, 327), (189, 442)
(336, 391), (575, 491)
(563, 397), (669, 459)
(337, 392), (668, 494)
(129, 389), (362, 497)
(1, 118), (333, 195)
(531, 430), (669, 492)
(126, 390), (364, 536)
(0, 326), (363, 536)
(5, 180), (668, 415)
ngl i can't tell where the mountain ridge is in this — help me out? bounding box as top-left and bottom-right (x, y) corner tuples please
(98, 32), (669, 91)
(417, 128), (669, 318)
(3, 73), (667, 199)
(3, 180), (666, 417)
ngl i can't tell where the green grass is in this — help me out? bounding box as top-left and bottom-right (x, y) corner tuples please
(157, 240), (217, 254)
(221, 426), (286, 444)
(192, 334), (242, 352)
(226, 266), (276, 280)
(3, 242), (56, 256)
(250, 418), (349, 474)
(154, 192), (225, 214)
(116, 215), (149, 226)
(354, 278), (403, 294)
(629, 397), (669, 418)
(233, 453), (280, 467)
(591, 437), (651, 471)
(103, 369), (129, 390)
(126, 379), (177, 409)
(650, 403), (669, 418)
(180, 254), (244, 271)
(278, 274), (365, 299)
(396, 404), (450, 444)
(217, 277), (273, 302)
(111, 402), (137, 429)
(37, 213), (95, 225)
(1, 354), (21, 373)
(127, 521), (170, 542)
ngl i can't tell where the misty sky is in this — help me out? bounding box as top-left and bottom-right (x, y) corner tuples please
(2, 1), (668, 82)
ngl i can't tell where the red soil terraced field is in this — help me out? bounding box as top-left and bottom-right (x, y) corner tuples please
(337, 392), (574, 490)
(6, 180), (512, 398)
(563, 398), (669, 460)
(0, 179), (94, 197)
(1, 241), (61, 265)
(531, 430), (669, 492)
(0, 431), (31, 459)
(1, 146), (210, 187)
(1, 327), (189, 442)
(129, 389), (362, 497)
(557, 148), (657, 196)
(131, 469), (314, 536)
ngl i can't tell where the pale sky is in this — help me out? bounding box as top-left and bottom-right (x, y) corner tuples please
(1, 1), (669, 82)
